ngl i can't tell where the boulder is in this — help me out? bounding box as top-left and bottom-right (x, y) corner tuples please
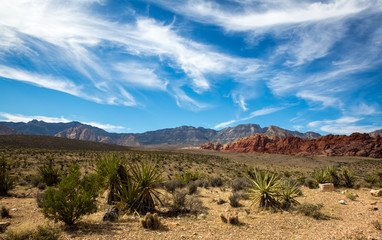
(102, 207), (119, 222)
(319, 183), (334, 192)
(370, 189), (382, 197)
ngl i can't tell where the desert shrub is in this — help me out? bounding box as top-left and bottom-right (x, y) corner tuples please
(376, 171), (382, 181)
(210, 177), (223, 187)
(297, 176), (306, 186)
(228, 192), (241, 208)
(172, 191), (187, 211)
(313, 169), (330, 184)
(345, 192), (358, 201)
(372, 220), (382, 231)
(304, 177), (318, 189)
(5, 225), (60, 240)
(341, 168), (355, 188)
(42, 164), (98, 226)
(247, 169), (280, 210)
(0, 154), (15, 196)
(175, 171), (203, 185)
(187, 195), (205, 215)
(296, 203), (329, 220)
(96, 154), (127, 204)
(231, 177), (250, 192)
(37, 182), (47, 190)
(38, 156), (60, 187)
(364, 175), (376, 188)
(188, 181), (198, 195)
(1, 206), (10, 218)
(279, 180), (302, 210)
(164, 179), (184, 193)
(36, 192), (44, 208)
(284, 171), (292, 178)
(195, 179), (210, 188)
(325, 166), (340, 187)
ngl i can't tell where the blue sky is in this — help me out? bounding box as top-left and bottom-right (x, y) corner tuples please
(0, 0), (382, 134)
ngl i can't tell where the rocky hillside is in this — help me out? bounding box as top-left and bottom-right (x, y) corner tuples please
(369, 129), (382, 137)
(201, 133), (382, 158)
(55, 126), (140, 146)
(0, 121), (322, 147)
(0, 124), (22, 135)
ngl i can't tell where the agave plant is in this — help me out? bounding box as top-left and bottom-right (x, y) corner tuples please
(278, 180), (302, 210)
(96, 154), (127, 204)
(247, 169), (280, 210)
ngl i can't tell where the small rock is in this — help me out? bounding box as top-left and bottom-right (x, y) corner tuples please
(10, 208), (17, 211)
(370, 189), (382, 197)
(339, 200), (346, 205)
(369, 207), (378, 211)
(217, 198), (226, 205)
(319, 183), (334, 192)
(370, 202), (377, 205)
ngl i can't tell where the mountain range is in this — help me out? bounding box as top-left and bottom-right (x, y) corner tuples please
(0, 120), (324, 147)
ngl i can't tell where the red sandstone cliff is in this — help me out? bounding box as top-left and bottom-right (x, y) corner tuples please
(200, 133), (382, 158)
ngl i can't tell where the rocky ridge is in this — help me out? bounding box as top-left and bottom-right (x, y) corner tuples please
(201, 133), (382, 158)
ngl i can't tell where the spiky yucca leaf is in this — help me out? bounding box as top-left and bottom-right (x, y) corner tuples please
(279, 180), (302, 209)
(128, 160), (164, 213)
(247, 169), (280, 210)
(313, 169), (330, 184)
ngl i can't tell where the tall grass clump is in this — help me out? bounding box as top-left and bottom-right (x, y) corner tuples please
(313, 168), (330, 184)
(325, 166), (340, 187)
(279, 180), (302, 210)
(0, 154), (15, 196)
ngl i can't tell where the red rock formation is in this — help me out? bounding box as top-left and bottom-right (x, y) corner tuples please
(200, 133), (382, 158)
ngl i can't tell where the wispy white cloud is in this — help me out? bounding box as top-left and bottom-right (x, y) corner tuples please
(214, 120), (237, 129)
(214, 106), (284, 129)
(308, 116), (381, 135)
(152, 0), (378, 31)
(0, 112), (126, 132)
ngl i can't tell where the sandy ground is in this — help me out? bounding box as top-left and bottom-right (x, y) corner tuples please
(0, 186), (381, 240)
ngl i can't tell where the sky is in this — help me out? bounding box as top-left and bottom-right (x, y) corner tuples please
(0, 0), (382, 135)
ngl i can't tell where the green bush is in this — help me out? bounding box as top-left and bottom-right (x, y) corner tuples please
(345, 192), (357, 201)
(42, 164), (98, 226)
(38, 156), (60, 187)
(0, 154), (15, 196)
(247, 169), (280, 210)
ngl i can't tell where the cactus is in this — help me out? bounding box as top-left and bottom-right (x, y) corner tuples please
(220, 212), (239, 225)
(141, 212), (161, 229)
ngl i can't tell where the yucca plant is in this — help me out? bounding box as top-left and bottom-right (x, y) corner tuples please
(278, 180), (302, 210)
(313, 169), (330, 184)
(39, 156), (60, 187)
(341, 167), (355, 188)
(325, 166), (340, 187)
(364, 175), (376, 188)
(0, 154), (15, 196)
(96, 154), (127, 204)
(126, 160), (164, 213)
(247, 169), (280, 210)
